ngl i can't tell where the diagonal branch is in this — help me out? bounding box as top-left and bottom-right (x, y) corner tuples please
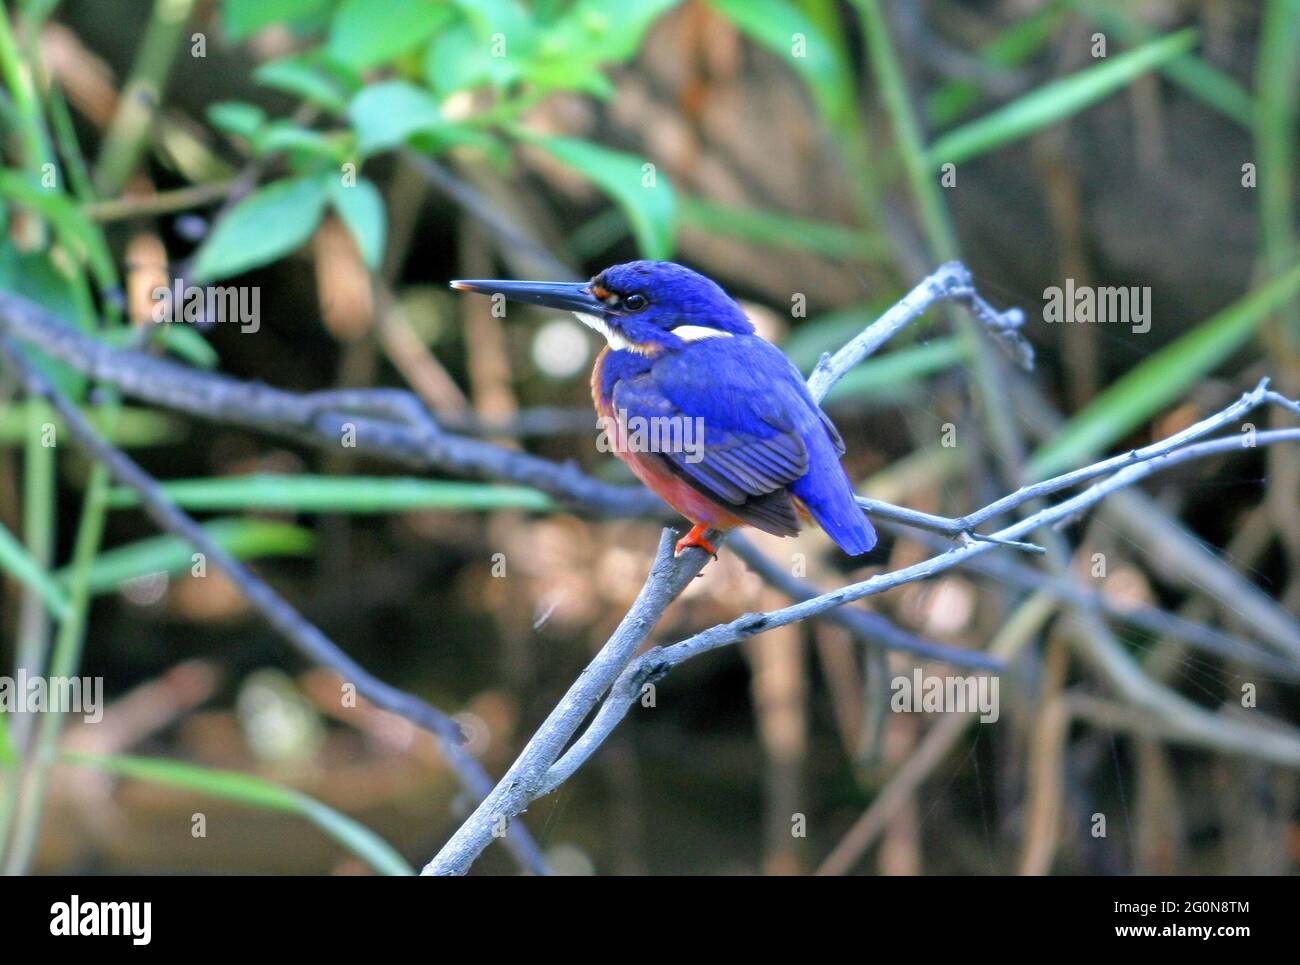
(853, 377), (1298, 543)
(0, 335), (553, 875)
(530, 427), (1300, 821)
(0, 288), (661, 518)
(422, 529), (712, 875)
(724, 534), (1005, 670)
(423, 400), (1300, 873)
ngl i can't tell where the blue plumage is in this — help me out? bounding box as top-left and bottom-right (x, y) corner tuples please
(631, 335), (875, 554)
(451, 260), (877, 557)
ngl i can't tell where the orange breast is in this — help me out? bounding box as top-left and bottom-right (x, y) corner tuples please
(592, 349), (744, 530)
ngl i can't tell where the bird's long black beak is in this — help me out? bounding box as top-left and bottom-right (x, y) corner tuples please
(449, 279), (605, 315)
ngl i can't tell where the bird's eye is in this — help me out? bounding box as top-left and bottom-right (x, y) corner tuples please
(623, 293), (648, 312)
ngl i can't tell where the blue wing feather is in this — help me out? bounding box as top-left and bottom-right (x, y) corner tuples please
(606, 336), (876, 554)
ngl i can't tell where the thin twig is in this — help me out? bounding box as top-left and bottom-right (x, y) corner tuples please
(726, 534), (1004, 671)
(855, 377), (1298, 540)
(806, 260), (1031, 403)
(81, 180), (234, 222)
(402, 151), (571, 279)
(895, 525), (1300, 682)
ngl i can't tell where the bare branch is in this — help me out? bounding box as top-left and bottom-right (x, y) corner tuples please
(855, 377), (1295, 542)
(806, 261), (1031, 401)
(0, 288), (662, 518)
(0, 335), (553, 876)
(908, 529), (1300, 682)
(530, 428), (1300, 821)
(725, 534), (1005, 671)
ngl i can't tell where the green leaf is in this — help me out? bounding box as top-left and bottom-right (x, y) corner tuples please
(105, 475), (557, 513)
(679, 197), (886, 260)
(127, 324), (221, 369)
(327, 177), (386, 269)
(823, 339), (966, 403)
(191, 175), (329, 282)
(573, 198), (882, 263)
(253, 56), (351, 113)
(254, 122), (337, 160)
(1028, 262), (1300, 478)
(223, 0), (333, 41)
(63, 752), (413, 875)
(927, 3), (1066, 127)
(1255, 0), (1300, 344)
(0, 518), (70, 619)
(452, 0), (533, 40)
(425, 21), (523, 95)
(524, 134), (676, 259)
(512, 0), (679, 96)
(524, 59), (614, 99)
(347, 81), (445, 154)
(539, 0), (677, 66)
(0, 244), (89, 396)
(706, 0), (848, 127)
(0, 403), (185, 448)
(1069, 0), (1253, 127)
(56, 519), (315, 596)
(410, 123), (503, 156)
(327, 0), (449, 71)
(0, 709), (14, 767)
(0, 171), (118, 292)
(927, 28), (1199, 168)
(207, 101), (267, 142)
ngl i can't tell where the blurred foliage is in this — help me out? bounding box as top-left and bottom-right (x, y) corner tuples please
(196, 0), (682, 279)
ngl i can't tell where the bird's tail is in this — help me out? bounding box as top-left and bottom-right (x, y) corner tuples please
(791, 451), (877, 556)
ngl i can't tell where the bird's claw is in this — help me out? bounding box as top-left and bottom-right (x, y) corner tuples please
(674, 525), (718, 560)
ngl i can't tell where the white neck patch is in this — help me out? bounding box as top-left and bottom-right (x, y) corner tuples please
(672, 325), (734, 342)
(572, 314), (735, 352)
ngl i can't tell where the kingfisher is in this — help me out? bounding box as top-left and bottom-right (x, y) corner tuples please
(451, 261), (876, 559)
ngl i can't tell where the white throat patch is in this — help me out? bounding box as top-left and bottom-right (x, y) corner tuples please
(573, 312), (638, 352)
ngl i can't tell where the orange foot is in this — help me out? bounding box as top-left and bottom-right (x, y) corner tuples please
(674, 523), (718, 559)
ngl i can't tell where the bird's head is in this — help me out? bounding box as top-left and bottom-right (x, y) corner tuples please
(451, 260), (754, 354)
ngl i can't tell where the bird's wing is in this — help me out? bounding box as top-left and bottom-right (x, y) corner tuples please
(611, 337), (820, 536)
(818, 406), (846, 455)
